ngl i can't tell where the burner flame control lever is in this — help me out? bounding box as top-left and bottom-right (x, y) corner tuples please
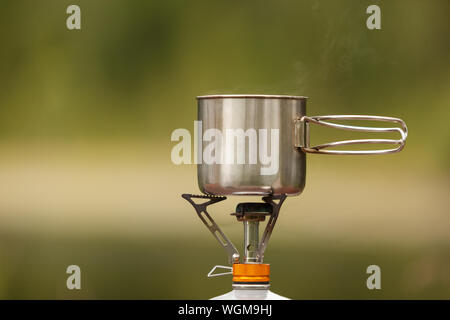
(207, 265), (233, 278)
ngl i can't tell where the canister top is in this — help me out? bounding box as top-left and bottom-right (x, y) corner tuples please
(196, 94), (308, 100)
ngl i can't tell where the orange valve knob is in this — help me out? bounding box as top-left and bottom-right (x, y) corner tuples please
(232, 263), (270, 284)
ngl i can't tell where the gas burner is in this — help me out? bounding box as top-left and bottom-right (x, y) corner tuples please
(182, 194), (286, 292)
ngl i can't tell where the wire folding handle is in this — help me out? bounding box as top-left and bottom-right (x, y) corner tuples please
(294, 115), (408, 155)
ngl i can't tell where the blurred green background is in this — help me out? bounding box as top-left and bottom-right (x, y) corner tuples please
(0, 0), (449, 299)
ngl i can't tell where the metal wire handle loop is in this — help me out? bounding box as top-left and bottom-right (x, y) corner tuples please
(298, 115), (408, 155)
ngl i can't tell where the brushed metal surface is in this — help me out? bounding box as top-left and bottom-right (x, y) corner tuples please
(197, 95), (307, 196)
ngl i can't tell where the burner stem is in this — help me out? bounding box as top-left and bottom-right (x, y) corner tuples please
(244, 220), (260, 263)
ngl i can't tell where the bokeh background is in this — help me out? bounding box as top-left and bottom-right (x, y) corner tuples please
(0, 0), (449, 299)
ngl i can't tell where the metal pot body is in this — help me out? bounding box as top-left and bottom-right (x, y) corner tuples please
(197, 95), (307, 196)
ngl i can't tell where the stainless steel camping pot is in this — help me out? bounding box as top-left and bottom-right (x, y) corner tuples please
(197, 94), (407, 196)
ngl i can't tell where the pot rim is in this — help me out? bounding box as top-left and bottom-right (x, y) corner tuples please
(197, 94), (308, 100)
